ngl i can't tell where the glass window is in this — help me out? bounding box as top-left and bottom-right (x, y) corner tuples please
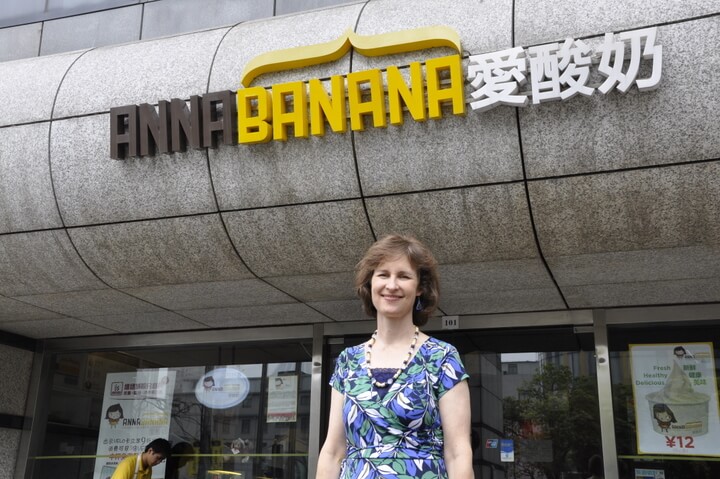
(609, 322), (720, 479)
(32, 339), (312, 479)
(0, 0), (136, 28)
(0, 0), (46, 26)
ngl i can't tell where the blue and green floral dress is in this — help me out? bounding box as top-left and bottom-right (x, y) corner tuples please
(331, 337), (469, 479)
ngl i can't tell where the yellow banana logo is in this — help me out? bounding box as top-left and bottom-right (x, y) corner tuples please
(240, 26), (462, 87)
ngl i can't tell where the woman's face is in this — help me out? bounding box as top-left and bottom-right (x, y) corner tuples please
(371, 255), (421, 320)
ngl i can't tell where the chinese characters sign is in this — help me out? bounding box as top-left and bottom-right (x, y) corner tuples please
(629, 343), (719, 456)
(468, 27), (661, 112)
(94, 369), (176, 479)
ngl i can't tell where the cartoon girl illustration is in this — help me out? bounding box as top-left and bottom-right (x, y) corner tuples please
(652, 403), (677, 432)
(673, 346), (693, 359)
(105, 403), (124, 427)
(203, 376), (215, 391)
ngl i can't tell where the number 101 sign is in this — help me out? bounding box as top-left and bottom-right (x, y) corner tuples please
(442, 316), (459, 330)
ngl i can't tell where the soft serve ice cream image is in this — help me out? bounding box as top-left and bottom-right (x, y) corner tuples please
(645, 359), (710, 436)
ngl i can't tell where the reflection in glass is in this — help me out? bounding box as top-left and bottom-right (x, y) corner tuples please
(469, 351), (601, 479)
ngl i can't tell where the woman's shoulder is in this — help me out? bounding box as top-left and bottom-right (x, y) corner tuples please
(416, 336), (462, 365)
(422, 336), (460, 355)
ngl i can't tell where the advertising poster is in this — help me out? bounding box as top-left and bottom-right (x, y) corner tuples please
(93, 369), (176, 479)
(194, 366), (250, 409)
(267, 375), (297, 423)
(500, 439), (514, 462)
(629, 343), (719, 456)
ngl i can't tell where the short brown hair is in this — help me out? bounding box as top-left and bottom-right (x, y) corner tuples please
(355, 234), (439, 326)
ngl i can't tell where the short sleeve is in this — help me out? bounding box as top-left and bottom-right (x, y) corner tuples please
(330, 348), (348, 393)
(436, 345), (469, 398)
(110, 455), (135, 479)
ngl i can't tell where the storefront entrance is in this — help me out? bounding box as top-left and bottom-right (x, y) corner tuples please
(18, 312), (720, 479)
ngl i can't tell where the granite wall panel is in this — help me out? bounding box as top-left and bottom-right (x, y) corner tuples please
(354, 0), (512, 70)
(354, 94), (522, 195)
(519, 17), (720, 177)
(208, 131), (359, 210)
(67, 215), (253, 288)
(530, 161), (720, 307)
(53, 28), (228, 117)
(515, 0), (720, 45)
(222, 201), (374, 277)
(0, 51), (83, 126)
(0, 428), (21, 479)
(50, 114), (216, 225)
(208, 3), (364, 90)
(365, 186), (537, 264)
(0, 344), (33, 416)
(0, 123), (62, 233)
(0, 231), (105, 297)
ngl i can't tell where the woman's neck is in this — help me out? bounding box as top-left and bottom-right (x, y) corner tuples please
(374, 318), (416, 344)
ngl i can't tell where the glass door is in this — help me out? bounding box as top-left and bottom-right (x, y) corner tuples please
(325, 326), (601, 479)
(436, 327), (600, 479)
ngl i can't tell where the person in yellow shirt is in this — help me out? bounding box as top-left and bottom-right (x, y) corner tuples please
(111, 438), (171, 479)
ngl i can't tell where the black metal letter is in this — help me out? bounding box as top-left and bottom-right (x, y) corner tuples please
(139, 101), (170, 156)
(170, 96), (203, 152)
(110, 105), (139, 159)
(202, 90), (237, 148)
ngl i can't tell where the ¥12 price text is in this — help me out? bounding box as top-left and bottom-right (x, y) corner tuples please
(664, 436), (695, 448)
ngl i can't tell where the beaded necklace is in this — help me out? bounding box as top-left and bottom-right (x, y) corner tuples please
(366, 326), (419, 387)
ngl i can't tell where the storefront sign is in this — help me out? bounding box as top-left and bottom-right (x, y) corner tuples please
(93, 369), (176, 479)
(500, 439), (515, 462)
(194, 366), (250, 409)
(468, 27), (661, 111)
(109, 26), (661, 159)
(629, 343), (720, 456)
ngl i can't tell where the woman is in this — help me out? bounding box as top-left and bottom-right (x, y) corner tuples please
(316, 234), (474, 479)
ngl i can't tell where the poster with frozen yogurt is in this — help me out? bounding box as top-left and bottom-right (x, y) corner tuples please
(630, 343), (719, 456)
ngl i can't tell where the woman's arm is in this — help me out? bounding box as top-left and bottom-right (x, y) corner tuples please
(439, 380), (474, 479)
(315, 388), (347, 479)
